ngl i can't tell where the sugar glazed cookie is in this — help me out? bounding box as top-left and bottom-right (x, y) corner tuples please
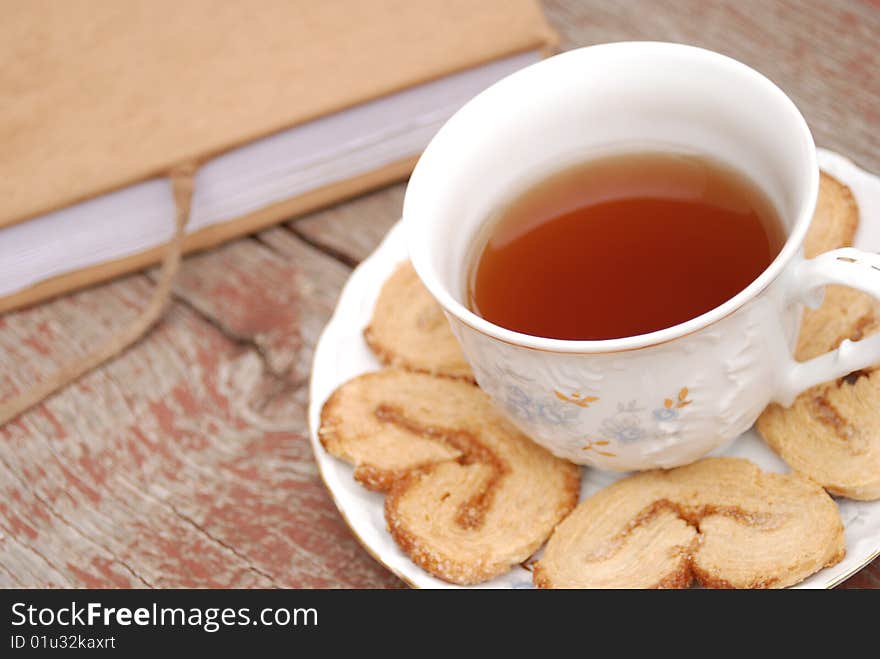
(364, 262), (475, 382)
(758, 371), (880, 500)
(319, 369), (580, 584)
(757, 171), (880, 499)
(533, 458), (844, 589)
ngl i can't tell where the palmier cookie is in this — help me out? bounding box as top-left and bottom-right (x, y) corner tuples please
(364, 262), (474, 382)
(796, 171), (874, 362)
(758, 170), (880, 499)
(319, 369), (580, 584)
(757, 369), (880, 500)
(533, 457), (844, 589)
(802, 171), (859, 259)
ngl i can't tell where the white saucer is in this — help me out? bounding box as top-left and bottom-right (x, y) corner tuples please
(308, 148), (880, 588)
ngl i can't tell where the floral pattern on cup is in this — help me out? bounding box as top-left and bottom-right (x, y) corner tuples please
(580, 438), (616, 458)
(503, 384), (581, 428)
(553, 390), (599, 408)
(577, 389), (693, 457)
(598, 400), (646, 442)
(652, 387), (692, 421)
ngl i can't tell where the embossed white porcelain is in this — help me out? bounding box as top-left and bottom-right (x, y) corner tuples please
(404, 42), (880, 470)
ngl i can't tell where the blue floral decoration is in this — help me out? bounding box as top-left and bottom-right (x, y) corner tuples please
(611, 424), (644, 442)
(503, 385), (578, 427)
(504, 385), (535, 421)
(599, 413), (645, 443)
(652, 407), (678, 421)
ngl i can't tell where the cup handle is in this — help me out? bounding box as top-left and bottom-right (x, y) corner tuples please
(775, 247), (880, 405)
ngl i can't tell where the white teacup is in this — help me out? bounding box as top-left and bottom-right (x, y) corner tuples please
(403, 42), (880, 471)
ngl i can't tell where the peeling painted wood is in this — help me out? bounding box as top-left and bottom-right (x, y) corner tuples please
(150, 235), (349, 385)
(292, 184), (405, 265)
(0, 252), (399, 588)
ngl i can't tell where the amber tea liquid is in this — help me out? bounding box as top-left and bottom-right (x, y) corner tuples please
(468, 152), (785, 340)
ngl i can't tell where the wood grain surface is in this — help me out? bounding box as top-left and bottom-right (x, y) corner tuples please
(1, 0), (877, 589)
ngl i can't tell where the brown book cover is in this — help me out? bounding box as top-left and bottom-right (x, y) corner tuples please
(0, 0), (556, 312)
(2, 0), (556, 228)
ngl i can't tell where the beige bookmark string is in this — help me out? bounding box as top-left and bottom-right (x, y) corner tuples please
(0, 163), (197, 428)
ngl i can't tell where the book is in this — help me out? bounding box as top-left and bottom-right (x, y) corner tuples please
(0, 0), (556, 312)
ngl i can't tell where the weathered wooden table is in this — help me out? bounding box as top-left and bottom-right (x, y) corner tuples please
(1, 0), (877, 588)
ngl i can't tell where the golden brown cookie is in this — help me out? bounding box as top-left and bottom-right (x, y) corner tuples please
(758, 169), (880, 499)
(364, 262), (474, 382)
(758, 370), (880, 500)
(533, 457), (844, 589)
(319, 369), (580, 584)
(802, 171), (859, 259)
(796, 285), (880, 362)
(795, 171), (874, 362)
